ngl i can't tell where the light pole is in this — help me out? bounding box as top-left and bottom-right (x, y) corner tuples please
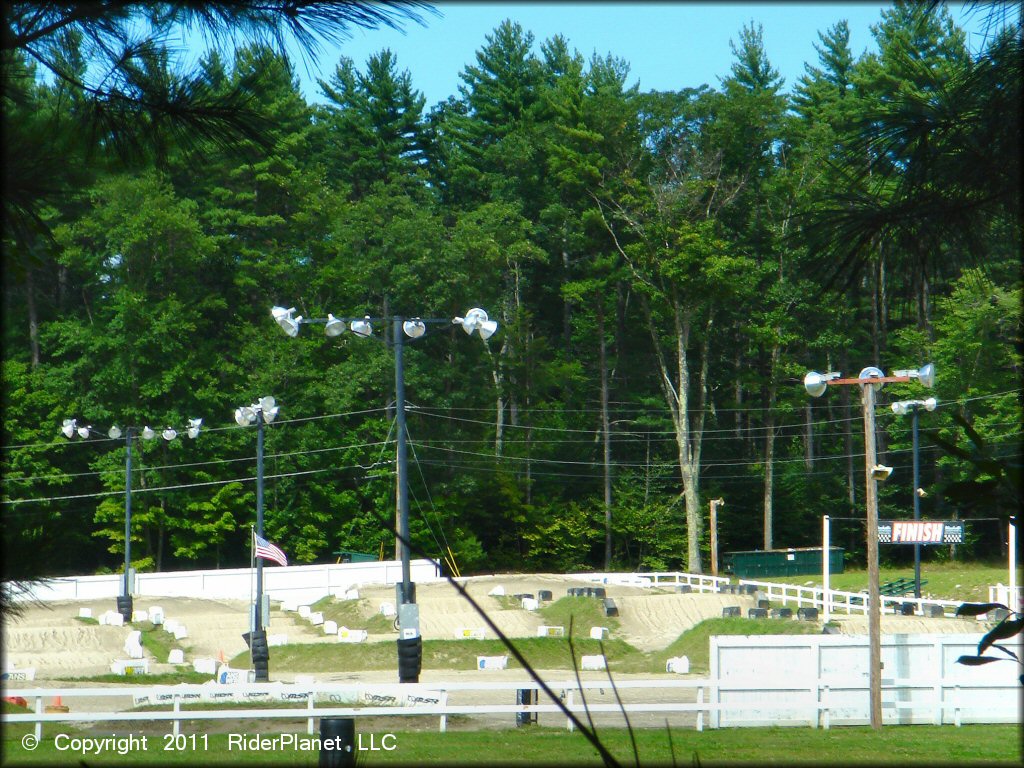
(61, 417), (202, 621)
(891, 397), (938, 598)
(803, 362), (934, 730)
(234, 396), (279, 683)
(272, 305), (496, 683)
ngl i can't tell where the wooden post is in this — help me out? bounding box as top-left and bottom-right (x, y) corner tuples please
(861, 382), (883, 730)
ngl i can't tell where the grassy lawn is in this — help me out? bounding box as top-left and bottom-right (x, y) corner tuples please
(757, 560), (1009, 603)
(3, 723), (1019, 765)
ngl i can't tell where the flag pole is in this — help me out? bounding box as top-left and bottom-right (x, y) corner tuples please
(249, 524), (255, 673)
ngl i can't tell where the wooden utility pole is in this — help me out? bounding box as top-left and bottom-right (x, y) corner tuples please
(710, 498), (724, 577)
(861, 382), (883, 731)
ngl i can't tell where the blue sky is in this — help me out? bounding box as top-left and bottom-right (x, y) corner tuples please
(286, 2), (988, 108)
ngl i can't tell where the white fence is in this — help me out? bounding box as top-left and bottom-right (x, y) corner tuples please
(737, 578), (966, 619)
(576, 571), (730, 593)
(989, 584), (1023, 614)
(709, 633), (1018, 727)
(5, 663), (1017, 739)
(13, 560), (440, 606)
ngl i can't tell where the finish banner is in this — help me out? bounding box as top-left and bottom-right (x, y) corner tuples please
(878, 520), (964, 544)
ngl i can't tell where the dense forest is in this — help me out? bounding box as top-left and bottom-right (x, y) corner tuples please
(2, 2), (1020, 582)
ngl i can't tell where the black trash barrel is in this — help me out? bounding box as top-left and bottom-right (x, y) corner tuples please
(516, 688), (538, 727)
(397, 636), (422, 683)
(319, 717), (355, 768)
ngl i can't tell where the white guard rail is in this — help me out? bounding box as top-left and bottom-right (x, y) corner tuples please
(4, 676), (1017, 737)
(738, 579), (965, 617)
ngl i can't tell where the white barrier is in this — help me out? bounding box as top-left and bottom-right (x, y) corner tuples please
(1, 668), (36, 682)
(488, 586), (505, 596)
(338, 627), (368, 643)
(14, 559), (440, 605)
(589, 627), (609, 640)
(521, 597), (539, 611)
(192, 658), (217, 675)
(297, 606), (311, 618)
(168, 649), (185, 665)
(537, 625), (565, 638)
(666, 657), (690, 674)
(124, 631), (143, 659)
(78, 608), (92, 619)
(5, 675), (1016, 739)
(308, 612), (324, 626)
(323, 620), (338, 635)
(379, 602), (396, 618)
(281, 600), (298, 612)
(110, 659), (149, 676)
(455, 627), (486, 640)
(267, 634), (289, 647)
(148, 606), (164, 625)
(173, 625), (188, 640)
(132, 609), (149, 623)
(476, 656), (508, 670)
(163, 619), (179, 634)
(580, 655), (607, 671)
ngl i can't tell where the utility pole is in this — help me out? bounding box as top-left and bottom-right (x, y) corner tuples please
(861, 382), (882, 730)
(710, 498), (725, 577)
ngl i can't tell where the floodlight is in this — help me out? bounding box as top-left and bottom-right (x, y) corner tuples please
(918, 363), (935, 388)
(804, 371), (827, 398)
(271, 306), (301, 337)
(350, 317), (373, 338)
(162, 428), (177, 441)
(403, 319), (426, 339)
(187, 418), (202, 439)
(923, 397), (937, 412)
(891, 401), (909, 415)
(871, 464), (893, 481)
(803, 371), (839, 398)
(858, 366), (885, 388)
(258, 396), (278, 423)
(62, 419), (76, 439)
(324, 314), (345, 337)
(894, 363), (936, 388)
(108, 426), (122, 440)
(234, 407), (255, 427)
(77, 425), (91, 439)
(141, 426), (156, 440)
(454, 308), (498, 339)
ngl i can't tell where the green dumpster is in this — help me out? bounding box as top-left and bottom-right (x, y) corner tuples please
(722, 546), (843, 578)
(334, 550), (378, 564)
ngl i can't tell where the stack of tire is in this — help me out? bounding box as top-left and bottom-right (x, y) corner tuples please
(247, 629), (270, 682)
(116, 595), (133, 623)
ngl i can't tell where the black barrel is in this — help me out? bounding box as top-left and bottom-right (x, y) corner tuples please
(319, 717), (355, 768)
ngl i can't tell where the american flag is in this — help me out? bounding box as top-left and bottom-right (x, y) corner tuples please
(253, 532), (288, 566)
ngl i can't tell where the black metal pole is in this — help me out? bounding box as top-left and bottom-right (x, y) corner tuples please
(251, 411), (269, 682)
(393, 316), (421, 684)
(394, 317), (411, 596)
(912, 405), (921, 599)
(119, 428), (134, 621)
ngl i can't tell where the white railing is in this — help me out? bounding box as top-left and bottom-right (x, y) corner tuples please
(576, 571), (730, 593)
(4, 676), (1016, 737)
(988, 584), (1023, 614)
(738, 579), (965, 618)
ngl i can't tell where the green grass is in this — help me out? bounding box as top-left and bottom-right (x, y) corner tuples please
(2, 725), (1019, 765)
(538, 596), (620, 638)
(759, 560), (1009, 603)
(307, 596), (396, 635)
(647, 618), (821, 674)
(52, 671), (214, 685)
(226, 617), (820, 677)
(73, 615), (99, 625)
(132, 620), (189, 663)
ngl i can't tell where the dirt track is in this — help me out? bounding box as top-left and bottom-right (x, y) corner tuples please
(2, 573), (983, 682)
